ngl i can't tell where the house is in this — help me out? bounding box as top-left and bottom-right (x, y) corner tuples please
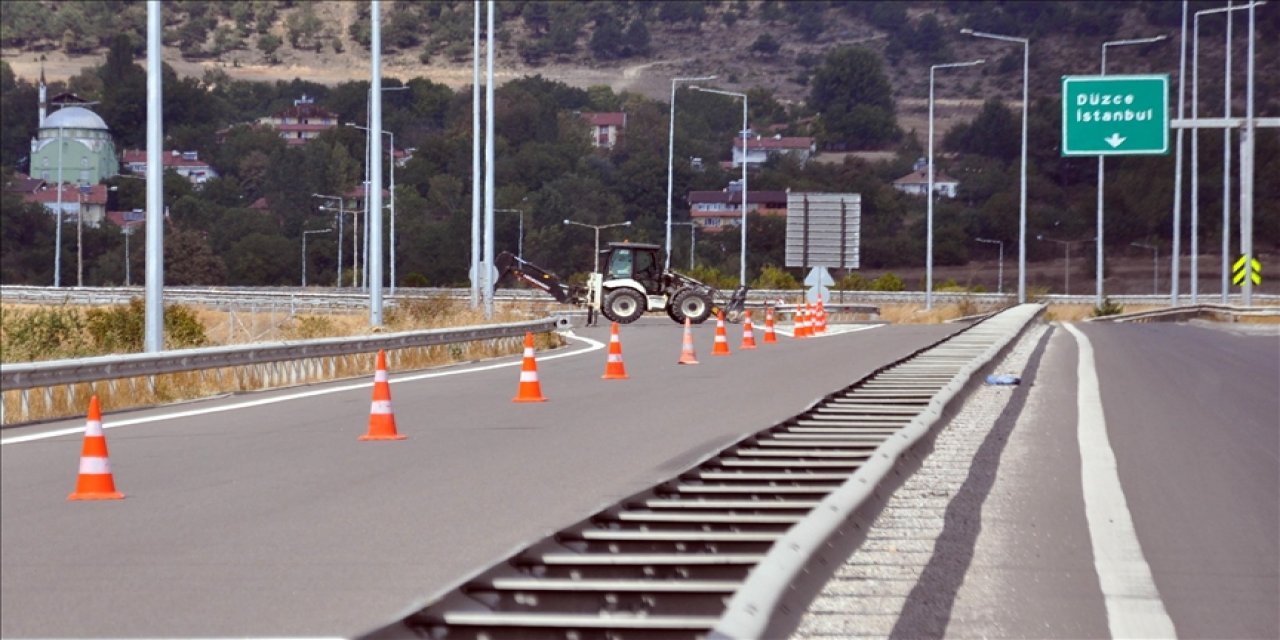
(22, 183), (112, 227)
(730, 134), (816, 167)
(121, 149), (218, 185)
(892, 169), (960, 198)
(4, 172), (48, 196)
(580, 112), (626, 149)
(105, 208), (147, 232)
(259, 94), (339, 146)
(687, 185), (789, 233)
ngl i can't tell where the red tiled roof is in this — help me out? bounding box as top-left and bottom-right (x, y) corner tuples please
(120, 149), (212, 168)
(893, 170), (958, 185)
(272, 103), (338, 120)
(23, 183), (110, 205)
(687, 190), (789, 206)
(733, 137), (814, 151)
(105, 210), (147, 228)
(344, 185), (391, 199)
(4, 173), (47, 194)
(581, 112), (626, 127)
(275, 123), (337, 133)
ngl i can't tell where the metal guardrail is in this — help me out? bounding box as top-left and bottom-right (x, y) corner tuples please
(1087, 303), (1280, 324)
(0, 317), (568, 392)
(5, 285), (1276, 313)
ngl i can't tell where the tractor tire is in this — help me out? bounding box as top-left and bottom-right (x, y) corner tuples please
(601, 288), (646, 324)
(670, 289), (713, 325)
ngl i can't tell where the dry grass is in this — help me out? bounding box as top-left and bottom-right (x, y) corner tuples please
(1, 298), (565, 425)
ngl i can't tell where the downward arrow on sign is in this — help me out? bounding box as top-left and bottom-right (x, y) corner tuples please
(1104, 133), (1127, 148)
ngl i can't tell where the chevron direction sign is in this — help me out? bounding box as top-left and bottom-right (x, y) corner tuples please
(1232, 255), (1262, 287)
(1062, 75), (1169, 156)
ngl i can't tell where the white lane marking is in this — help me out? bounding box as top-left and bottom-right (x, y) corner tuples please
(1, 333), (604, 446)
(1063, 322), (1177, 639)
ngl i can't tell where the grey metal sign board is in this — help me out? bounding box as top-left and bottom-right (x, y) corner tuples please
(785, 192), (861, 268)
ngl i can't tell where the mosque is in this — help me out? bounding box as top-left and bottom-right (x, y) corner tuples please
(28, 71), (119, 186)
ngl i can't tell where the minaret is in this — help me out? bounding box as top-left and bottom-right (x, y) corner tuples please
(38, 64), (47, 126)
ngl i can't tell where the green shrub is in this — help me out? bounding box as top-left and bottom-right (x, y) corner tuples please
(388, 294), (458, 327)
(869, 272), (905, 291)
(285, 315), (338, 339)
(752, 265), (800, 290)
(1, 306), (90, 361)
(85, 299), (207, 352)
(835, 273), (868, 290)
(1091, 297), (1125, 317)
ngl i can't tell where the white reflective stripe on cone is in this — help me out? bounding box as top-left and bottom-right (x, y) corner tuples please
(84, 420), (104, 436)
(374, 370), (388, 382)
(607, 354), (623, 362)
(523, 348), (535, 357)
(79, 457), (111, 474)
(370, 400), (393, 413)
(520, 371), (539, 382)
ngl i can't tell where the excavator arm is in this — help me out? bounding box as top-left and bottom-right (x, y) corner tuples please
(493, 252), (586, 305)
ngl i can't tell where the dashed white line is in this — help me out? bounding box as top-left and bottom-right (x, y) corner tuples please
(1063, 322), (1176, 639)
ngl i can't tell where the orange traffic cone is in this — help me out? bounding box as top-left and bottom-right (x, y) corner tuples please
(602, 322), (629, 379)
(763, 306), (778, 344)
(815, 295), (828, 334)
(794, 305), (809, 339)
(513, 332), (548, 402)
(68, 396), (124, 501)
(677, 318), (699, 365)
(361, 350), (406, 440)
(740, 310), (758, 349)
(712, 310), (732, 356)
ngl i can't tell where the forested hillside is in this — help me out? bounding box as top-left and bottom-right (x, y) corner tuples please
(1, 1), (1277, 291)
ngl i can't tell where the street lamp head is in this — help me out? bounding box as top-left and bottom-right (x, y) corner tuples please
(960, 28), (974, 35)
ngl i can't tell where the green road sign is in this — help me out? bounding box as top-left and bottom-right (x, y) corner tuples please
(1062, 75), (1169, 156)
(1232, 255), (1262, 286)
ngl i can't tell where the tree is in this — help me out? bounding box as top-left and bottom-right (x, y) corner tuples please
(623, 19), (650, 56)
(257, 33), (282, 57)
(808, 47), (900, 148)
(589, 14), (624, 59)
(944, 98), (1018, 162)
(165, 227), (227, 285)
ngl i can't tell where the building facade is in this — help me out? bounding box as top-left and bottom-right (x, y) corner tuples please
(29, 106), (119, 185)
(121, 149), (218, 185)
(687, 186), (788, 232)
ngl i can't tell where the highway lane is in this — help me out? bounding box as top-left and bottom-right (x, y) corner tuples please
(942, 321), (1278, 638)
(1, 317), (961, 638)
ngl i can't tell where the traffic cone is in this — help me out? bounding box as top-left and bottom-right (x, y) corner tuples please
(740, 310), (758, 349)
(361, 350), (406, 440)
(677, 318), (699, 365)
(602, 322), (628, 379)
(815, 295), (828, 334)
(763, 306), (778, 343)
(513, 332), (548, 402)
(794, 305), (809, 339)
(68, 396), (124, 501)
(712, 310), (732, 356)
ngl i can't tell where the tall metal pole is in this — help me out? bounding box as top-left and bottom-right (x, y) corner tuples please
(337, 200), (344, 286)
(739, 96), (747, 287)
(483, 0), (495, 319)
(362, 91), (370, 291)
(144, 0), (164, 352)
(1241, 0), (1256, 305)
(1098, 35), (1166, 308)
(471, 0), (481, 308)
(1018, 38), (1028, 305)
(665, 75), (715, 270)
(123, 227), (131, 286)
(76, 188), (84, 287)
(1223, 2), (1233, 303)
(1191, 12), (1202, 304)
(927, 59), (983, 310)
(54, 127), (63, 287)
(389, 130), (396, 295)
(368, 0), (383, 326)
(1172, 1), (1187, 305)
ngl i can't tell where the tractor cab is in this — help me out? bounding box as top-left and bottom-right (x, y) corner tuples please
(601, 242), (665, 294)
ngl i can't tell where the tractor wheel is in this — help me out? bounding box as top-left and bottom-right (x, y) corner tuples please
(601, 289), (646, 324)
(670, 289), (713, 325)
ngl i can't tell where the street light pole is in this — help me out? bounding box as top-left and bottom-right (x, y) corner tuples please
(54, 126), (64, 287)
(1098, 35), (1167, 308)
(563, 219), (632, 273)
(313, 194), (345, 286)
(962, 29), (1029, 304)
(666, 74), (716, 270)
(495, 208), (524, 260)
(1038, 235), (1095, 295)
(1132, 242), (1159, 294)
(691, 86), (749, 287)
(77, 185), (117, 287)
(975, 237), (1004, 294)
(928, 59), (984, 310)
(302, 228), (332, 287)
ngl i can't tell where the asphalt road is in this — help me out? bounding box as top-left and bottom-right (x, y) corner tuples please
(944, 321), (1279, 639)
(1, 317), (960, 638)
